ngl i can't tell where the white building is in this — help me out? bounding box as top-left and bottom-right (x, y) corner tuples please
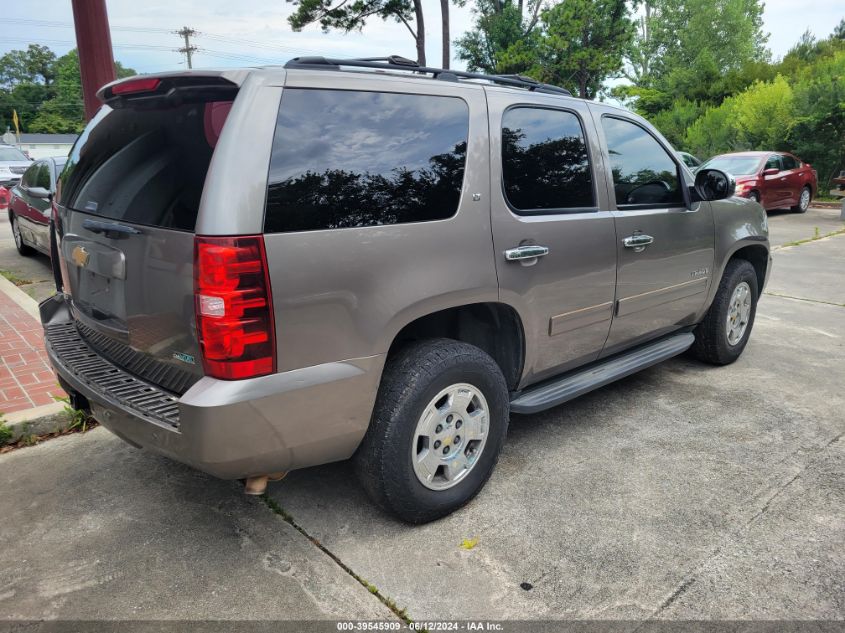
(15, 133), (78, 160)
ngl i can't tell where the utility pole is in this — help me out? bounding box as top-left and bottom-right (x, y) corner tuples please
(176, 26), (198, 69)
(71, 0), (117, 121)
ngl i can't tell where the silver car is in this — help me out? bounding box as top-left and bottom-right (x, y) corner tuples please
(0, 144), (33, 187)
(41, 59), (770, 523)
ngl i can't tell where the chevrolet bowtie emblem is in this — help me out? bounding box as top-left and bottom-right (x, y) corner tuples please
(71, 245), (90, 267)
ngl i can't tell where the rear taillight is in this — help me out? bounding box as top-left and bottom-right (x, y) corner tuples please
(194, 235), (276, 380)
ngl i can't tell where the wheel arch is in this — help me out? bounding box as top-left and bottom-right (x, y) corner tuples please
(386, 302), (526, 391)
(726, 243), (769, 297)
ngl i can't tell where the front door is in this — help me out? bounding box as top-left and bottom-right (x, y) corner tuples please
(591, 109), (715, 355)
(488, 91), (618, 385)
(27, 160), (53, 251)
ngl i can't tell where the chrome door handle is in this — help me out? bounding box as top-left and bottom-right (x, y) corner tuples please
(623, 234), (654, 251)
(504, 245), (550, 261)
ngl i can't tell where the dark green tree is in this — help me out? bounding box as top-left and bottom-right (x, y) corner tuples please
(0, 44), (57, 88)
(454, 0), (543, 73)
(287, 0), (427, 64)
(534, 0), (634, 98)
(619, 0), (769, 115)
(30, 50), (135, 133)
(1, 46), (135, 134)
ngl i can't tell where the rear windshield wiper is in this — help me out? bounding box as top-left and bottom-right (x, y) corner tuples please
(82, 219), (143, 239)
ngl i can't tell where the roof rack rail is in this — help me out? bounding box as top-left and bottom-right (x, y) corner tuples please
(283, 56), (572, 96)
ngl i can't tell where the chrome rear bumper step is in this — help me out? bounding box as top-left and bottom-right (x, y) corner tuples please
(510, 332), (695, 414)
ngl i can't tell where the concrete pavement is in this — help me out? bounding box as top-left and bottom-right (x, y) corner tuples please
(0, 429), (395, 620)
(767, 207), (845, 248)
(0, 213), (54, 304)
(263, 209), (845, 620)
(0, 206), (842, 623)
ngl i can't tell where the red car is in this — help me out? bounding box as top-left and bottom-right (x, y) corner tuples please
(700, 151), (817, 213)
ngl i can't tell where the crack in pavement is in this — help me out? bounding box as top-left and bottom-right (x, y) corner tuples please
(636, 432), (843, 624)
(764, 292), (845, 308)
(258, 494), (411, 624)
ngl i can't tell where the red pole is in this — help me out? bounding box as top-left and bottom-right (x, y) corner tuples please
(71, 0), (117, 121)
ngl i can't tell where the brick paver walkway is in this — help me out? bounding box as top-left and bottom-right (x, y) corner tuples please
(0, 289), (64, 414)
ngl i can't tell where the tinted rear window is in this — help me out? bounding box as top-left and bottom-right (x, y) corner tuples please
(501, 107), (594, 211)
(58, 100), (232, 231)
(265, 89), (469, 233)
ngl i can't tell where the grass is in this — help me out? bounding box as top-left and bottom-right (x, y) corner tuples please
(0, 395), (98, 454)
(0, 416), (12, 446)
(261, 494), (412, 625)
(54, 395), (91, 432)
(779, 227), (845, 249)
(0, 270), (32, 286)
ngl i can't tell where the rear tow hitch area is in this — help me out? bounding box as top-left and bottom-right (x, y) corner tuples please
(244, 472), (288, 495)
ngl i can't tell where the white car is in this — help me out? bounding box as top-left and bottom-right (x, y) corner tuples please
(0, 145), (33, 187)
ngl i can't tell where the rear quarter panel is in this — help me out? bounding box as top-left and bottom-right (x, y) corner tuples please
(203, 70), (499, 373)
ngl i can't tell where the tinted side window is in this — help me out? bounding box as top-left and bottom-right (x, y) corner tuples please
(265, 89), (469, 233)
(765, 155), (782, 171)
(20, 163), (39, 189)
(35, 163), (51, 189)
(501, 107), (594, 211)
(781, 154), (798, 170)
(602, 117), (684, 208)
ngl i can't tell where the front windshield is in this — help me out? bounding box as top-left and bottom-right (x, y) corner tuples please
(702, 156), (762, 176)
(0, 147), (28, 161)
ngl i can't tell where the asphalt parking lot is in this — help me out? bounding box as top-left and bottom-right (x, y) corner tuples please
(0, 207), (843, 623)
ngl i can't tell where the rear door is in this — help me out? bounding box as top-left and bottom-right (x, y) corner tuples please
(54, 75), (239, 394)
(488, 90), (617, 384)
(762, 154), (790, 208)
(592, 108), (714, 355)
(780, 154), (803, 205)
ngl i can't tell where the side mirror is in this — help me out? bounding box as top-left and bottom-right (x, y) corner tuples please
(763, 167), (779, 176)
(28, 186), (52, 200)
(694, 169), (735, 201)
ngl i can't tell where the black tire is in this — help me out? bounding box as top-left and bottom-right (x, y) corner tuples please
(748, 191), (760, 204)
(791, 185), (811, 213)
(691, 259), (759, 365)
(354, 338), (509, 523)
(10, 213), (34, 256)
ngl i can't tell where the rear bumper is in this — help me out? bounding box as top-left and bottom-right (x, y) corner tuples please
(40, 294), (383, 479)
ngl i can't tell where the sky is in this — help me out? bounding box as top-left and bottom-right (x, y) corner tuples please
(1, 0), (843, 76)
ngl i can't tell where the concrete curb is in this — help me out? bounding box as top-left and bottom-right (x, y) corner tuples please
(2, 402), (70, 443)
(0, 269), (41, 320)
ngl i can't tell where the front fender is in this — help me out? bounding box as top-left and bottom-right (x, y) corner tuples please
(705, 196), (771, 308)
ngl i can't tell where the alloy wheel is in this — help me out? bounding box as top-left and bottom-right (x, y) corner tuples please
(799, 188), (810, 212)
(11, 217), (22, 249)
(411, 383), (489, 491)
(726, 281), (752, 346)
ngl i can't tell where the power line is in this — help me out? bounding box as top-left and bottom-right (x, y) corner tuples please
(3, 17), (325, 57)
(175, 26), (198, 69)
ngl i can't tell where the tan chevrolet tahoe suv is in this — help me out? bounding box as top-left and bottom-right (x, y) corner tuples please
(41, 57), (771, 523)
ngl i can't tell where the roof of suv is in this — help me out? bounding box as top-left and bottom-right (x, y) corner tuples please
(283, 56), (574, 98)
